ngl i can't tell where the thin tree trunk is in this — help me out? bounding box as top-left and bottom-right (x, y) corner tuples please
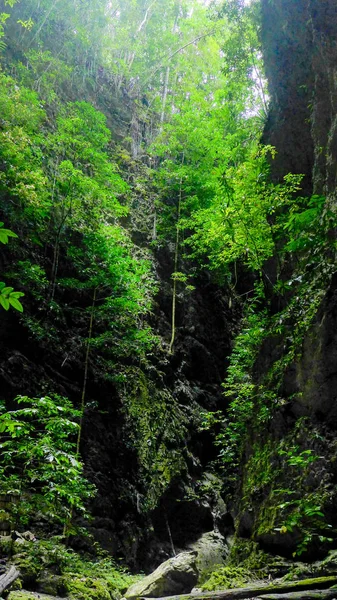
(160, 65), (170, 125)
(28, 0), (61, 47)
(164, 508), (176, 556)
(152, 209), (157, 240)
(64, 287), (97, 539)
(50, 241), (60, 301)
(76, 287), (97, 455)
(168, 177), (182, 355)
(137, 0), (157, 33)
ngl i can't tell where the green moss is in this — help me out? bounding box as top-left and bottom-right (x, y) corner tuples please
(201, 565), (261, 591)
(242, 439), (279, 504)
(227, 539), (270, 573)
(64, 574), (111, 600)
(13, 550), (41, 585)
(117, 366), (189, 511)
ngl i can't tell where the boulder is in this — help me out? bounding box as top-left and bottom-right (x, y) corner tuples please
(188, 531), (229, 583)
(124, 551), (198, 599)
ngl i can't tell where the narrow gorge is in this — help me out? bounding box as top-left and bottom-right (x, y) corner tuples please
(1, 1), (337, 599)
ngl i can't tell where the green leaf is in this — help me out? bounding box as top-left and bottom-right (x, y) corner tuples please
(2, 287), (14, 295)
(8, 297), (24, 312)
(0, 228), (18, 244)
(0, 295), (10, 310)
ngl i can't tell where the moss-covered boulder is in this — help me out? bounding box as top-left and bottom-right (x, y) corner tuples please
(36, 573), (67, 596)
(125, 552), (198, 599)
(188, 531), (229, 584)
(63, 573), (112, 600)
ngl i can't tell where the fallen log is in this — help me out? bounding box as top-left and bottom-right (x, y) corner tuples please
(0, 565), (20, 595)
(256, 589), (337, 600)
(141, 576), (337, 600)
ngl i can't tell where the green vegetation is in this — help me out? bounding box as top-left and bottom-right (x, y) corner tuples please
(4, 536), (140, 600)
(0, 223), (24, 312)
(0, 0), (336, 584)
(0, 394), (95, 532)
(201, 565), (262, 591)
(0, 0), (269, 533)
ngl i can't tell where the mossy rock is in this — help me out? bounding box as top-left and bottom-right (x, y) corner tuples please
(8, 592), (67, 600)
(8, 593), (40, 600)
(37, 574), (67, 596)
(64, 573), (111, 600)
(125, 552), (198, 599)
(12, 552), (41, 585)
(189, 531), (229, 584)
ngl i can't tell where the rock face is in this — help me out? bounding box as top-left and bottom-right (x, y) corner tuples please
(233, 0), (337, 557)
(124, 552), (198, 599)
(261, 0), (337, 200)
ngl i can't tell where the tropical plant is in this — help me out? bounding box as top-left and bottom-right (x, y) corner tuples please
(0, 394), (96, 531)
(0, 222), (24, 312)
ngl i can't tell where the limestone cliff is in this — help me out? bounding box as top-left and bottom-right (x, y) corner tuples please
(234, 0), (337, 558)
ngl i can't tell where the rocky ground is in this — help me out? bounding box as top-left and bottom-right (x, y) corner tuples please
(3, 533), (337, 600)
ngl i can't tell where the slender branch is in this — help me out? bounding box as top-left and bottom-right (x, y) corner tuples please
(143, 30), (215, 88)
(137, 0), (157, 33)
(28, 0), (61, 47)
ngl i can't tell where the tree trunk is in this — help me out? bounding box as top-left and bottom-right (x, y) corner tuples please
(160, 66), (170, 124)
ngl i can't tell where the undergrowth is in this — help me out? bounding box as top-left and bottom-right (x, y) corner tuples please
(1, 536), (141, 600)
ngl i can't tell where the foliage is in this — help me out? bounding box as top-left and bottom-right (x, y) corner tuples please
(0, 221), (18, 245)
(0, 69), (157, 361)
(274, 491), (333, 556)
(0, 281), (24, 312)
(0, 222), (24, 311)
(0, 394), (96, 530)
(0, 0), (336, 566)
(203, 302), (268, 489)
(236, 417), (335, 557)
(8, 536), (140, 599)
(117, 367), (189, 511)
(204, 171), (337, 554)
